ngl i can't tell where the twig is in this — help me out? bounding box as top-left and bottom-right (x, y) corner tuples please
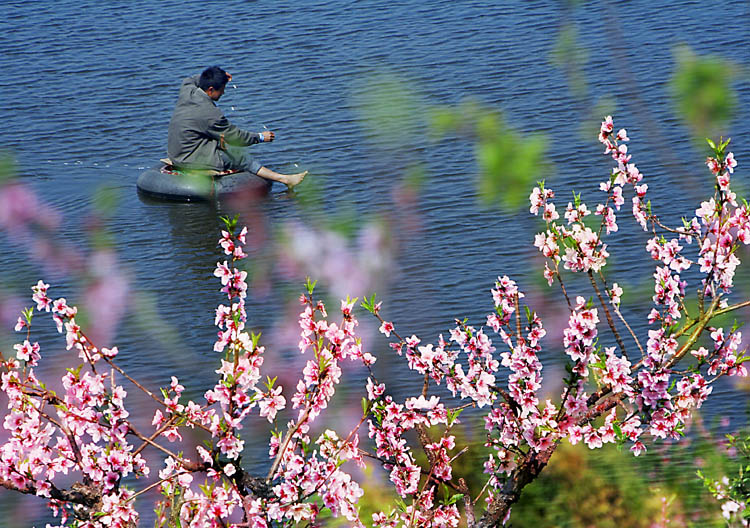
(125, 471), (191, 503)
(514, 293), (522, 344)
(266, 408), (310, 481)
(127, 423), (204, 472)
(588, 271), (628, 361)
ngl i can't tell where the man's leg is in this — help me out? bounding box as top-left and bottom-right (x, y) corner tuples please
(223, 149), (307, 189)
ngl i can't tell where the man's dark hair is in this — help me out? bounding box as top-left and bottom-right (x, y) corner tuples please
(199, 66), (229, 91)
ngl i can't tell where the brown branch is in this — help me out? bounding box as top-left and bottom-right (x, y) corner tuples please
(267, 407), (310, 481)
(102, 356), (163, 406)
(588, 271), (628, 361)
(132, 417), (182, 457)
(667, 296), (721, 370)
(0, 477), (101, 509)
(514, 293), (522, 344)
(555, 261), (573, 310)
(474, 442), (557, 527)
(611, 302), (645, 359)
(127, 423), (206, 472)
(458, 477), (476, 527)
(596, 269), (645, 358)
(714, 299), (750, 318)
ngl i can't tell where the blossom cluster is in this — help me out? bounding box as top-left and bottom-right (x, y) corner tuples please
(2, 117), (749, 526)
(1, 221), (381, 527)
(2, 281), (144, 527)
(369, 118), (749, 521)
(162, 225), (376, 527)
(258, 293), (373, 526)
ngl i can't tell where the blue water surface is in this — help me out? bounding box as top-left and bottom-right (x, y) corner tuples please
(0, 1), (749, 525)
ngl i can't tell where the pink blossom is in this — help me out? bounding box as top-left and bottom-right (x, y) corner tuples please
(258, 386), (286, 422)
(31, 280), (51, 312)
(366, 377), (385, 400)
(725, 152), (737, 173)
(706, 157), (722, 174)
(598, 115), (614, 144)
(214, 261), (232, 285)
(379, 320), (394, 337)
(609, 283), (623, 307)
(13, 340), (40, 364)
(630, 441), (646, 456)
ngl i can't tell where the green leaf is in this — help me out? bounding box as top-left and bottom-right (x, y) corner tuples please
(447, 408), (464, 426)
(447, 493), (464, 505)
(613, 422), (623, 440)
(354, 72), (421, 150)
(251, 332), (261, 349)
(0, 154), (17, 185)
(590, 357), (606, 370)
(477, 125), (548, 211)
(66, 364), (84, 378)
(549, 23), (588, 99)
(219, 214), (240, 233)
(22, 307), (34, 325)
(92, 184), (121, 220)
(305, 277), (317, 295)
(361, 293), (378, 314)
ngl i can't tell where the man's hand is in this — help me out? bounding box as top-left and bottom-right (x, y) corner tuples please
(226, 72), (232, 82)
(262, 131), (275, 142)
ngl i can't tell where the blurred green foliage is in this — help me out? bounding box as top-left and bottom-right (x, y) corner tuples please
(355, 73), (548, 212)
(348, 423), (737, 527)
(293, 169), (325, 211)
(515, 414), (746, 527)
(549, 23), (588, 100)
(697, 423), (750, 524)
(92, 184), (121, 219)
(0, 153), (15, 184)
(429, 99), (548, 210)
(354, 72), (423, 150)
(548, 18), (619, 142)
(513, 442), (668, 527)
(549, 3), (739, 150)
(671, 45), (736, 141)
(89, 184), (121, 249)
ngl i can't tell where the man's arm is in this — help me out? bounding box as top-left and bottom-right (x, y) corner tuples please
(206, 115), (266, 148)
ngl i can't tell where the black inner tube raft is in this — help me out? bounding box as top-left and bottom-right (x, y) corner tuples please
(136, 163), (272, 202)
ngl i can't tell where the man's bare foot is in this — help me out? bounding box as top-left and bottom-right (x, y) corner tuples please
(256, 166), (308, 189)
(283, 171), (308, 189)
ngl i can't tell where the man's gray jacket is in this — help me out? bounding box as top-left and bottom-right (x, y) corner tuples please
(167, 75), (261, 172)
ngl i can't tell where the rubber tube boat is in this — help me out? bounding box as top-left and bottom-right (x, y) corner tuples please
(136, 160), (272, 202)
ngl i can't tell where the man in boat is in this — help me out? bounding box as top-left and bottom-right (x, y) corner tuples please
(167, 66), (307, 189)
